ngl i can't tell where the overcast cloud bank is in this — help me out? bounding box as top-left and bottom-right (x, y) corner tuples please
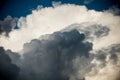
(0, 4), (120, 80)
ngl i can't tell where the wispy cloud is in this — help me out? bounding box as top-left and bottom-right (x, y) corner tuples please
(83, 0), (94, 4)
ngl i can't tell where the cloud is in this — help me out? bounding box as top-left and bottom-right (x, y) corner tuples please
(83, 0), (94, 4)
(0, 16), (18, 36)
(52, 1), (62, 7)
(0, 4), (119, 52)
(63, 23), (110, 40)
(86, 44), (120, 80)
(106, 6), (120, 15)
(6, 28), (120, 80)
(61, 23), (120, 80)
(0, 47), (19, 80)
(0, 4), (120, 80)
(7, 29), (93, 80)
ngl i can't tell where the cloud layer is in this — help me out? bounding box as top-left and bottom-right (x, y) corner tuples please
(0, 4), (120, 80)
(5, 29), (120, 80)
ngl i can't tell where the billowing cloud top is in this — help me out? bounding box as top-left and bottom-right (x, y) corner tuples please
(0, 4), (120, 52)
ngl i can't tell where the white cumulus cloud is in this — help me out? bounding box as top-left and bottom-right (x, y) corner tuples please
(0, 4), (119, 52)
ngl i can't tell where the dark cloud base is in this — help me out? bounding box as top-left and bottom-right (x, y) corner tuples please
(0, 29), (120, 80)
(2, 29), (92, 80)
(0, 47), (19, 80)
(17, 29), (92, 80)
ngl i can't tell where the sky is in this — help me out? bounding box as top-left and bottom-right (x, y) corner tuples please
(0, 0), (120, 19)
(0, 0), (120, 80)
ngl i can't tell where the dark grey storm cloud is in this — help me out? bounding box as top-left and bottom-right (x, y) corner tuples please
(0, 47), (19, 80)
(7, 29), (93, 80)
(1, 28), (119, 80)
(0, 16), (18, 36)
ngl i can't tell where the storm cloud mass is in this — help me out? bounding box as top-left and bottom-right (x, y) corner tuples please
(7, 29), (92, 80)
(3, 28), (120, 80)
(0, 47), (19, 80)
(0, 3), (120, 80)
(5, 29), (120, 80)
